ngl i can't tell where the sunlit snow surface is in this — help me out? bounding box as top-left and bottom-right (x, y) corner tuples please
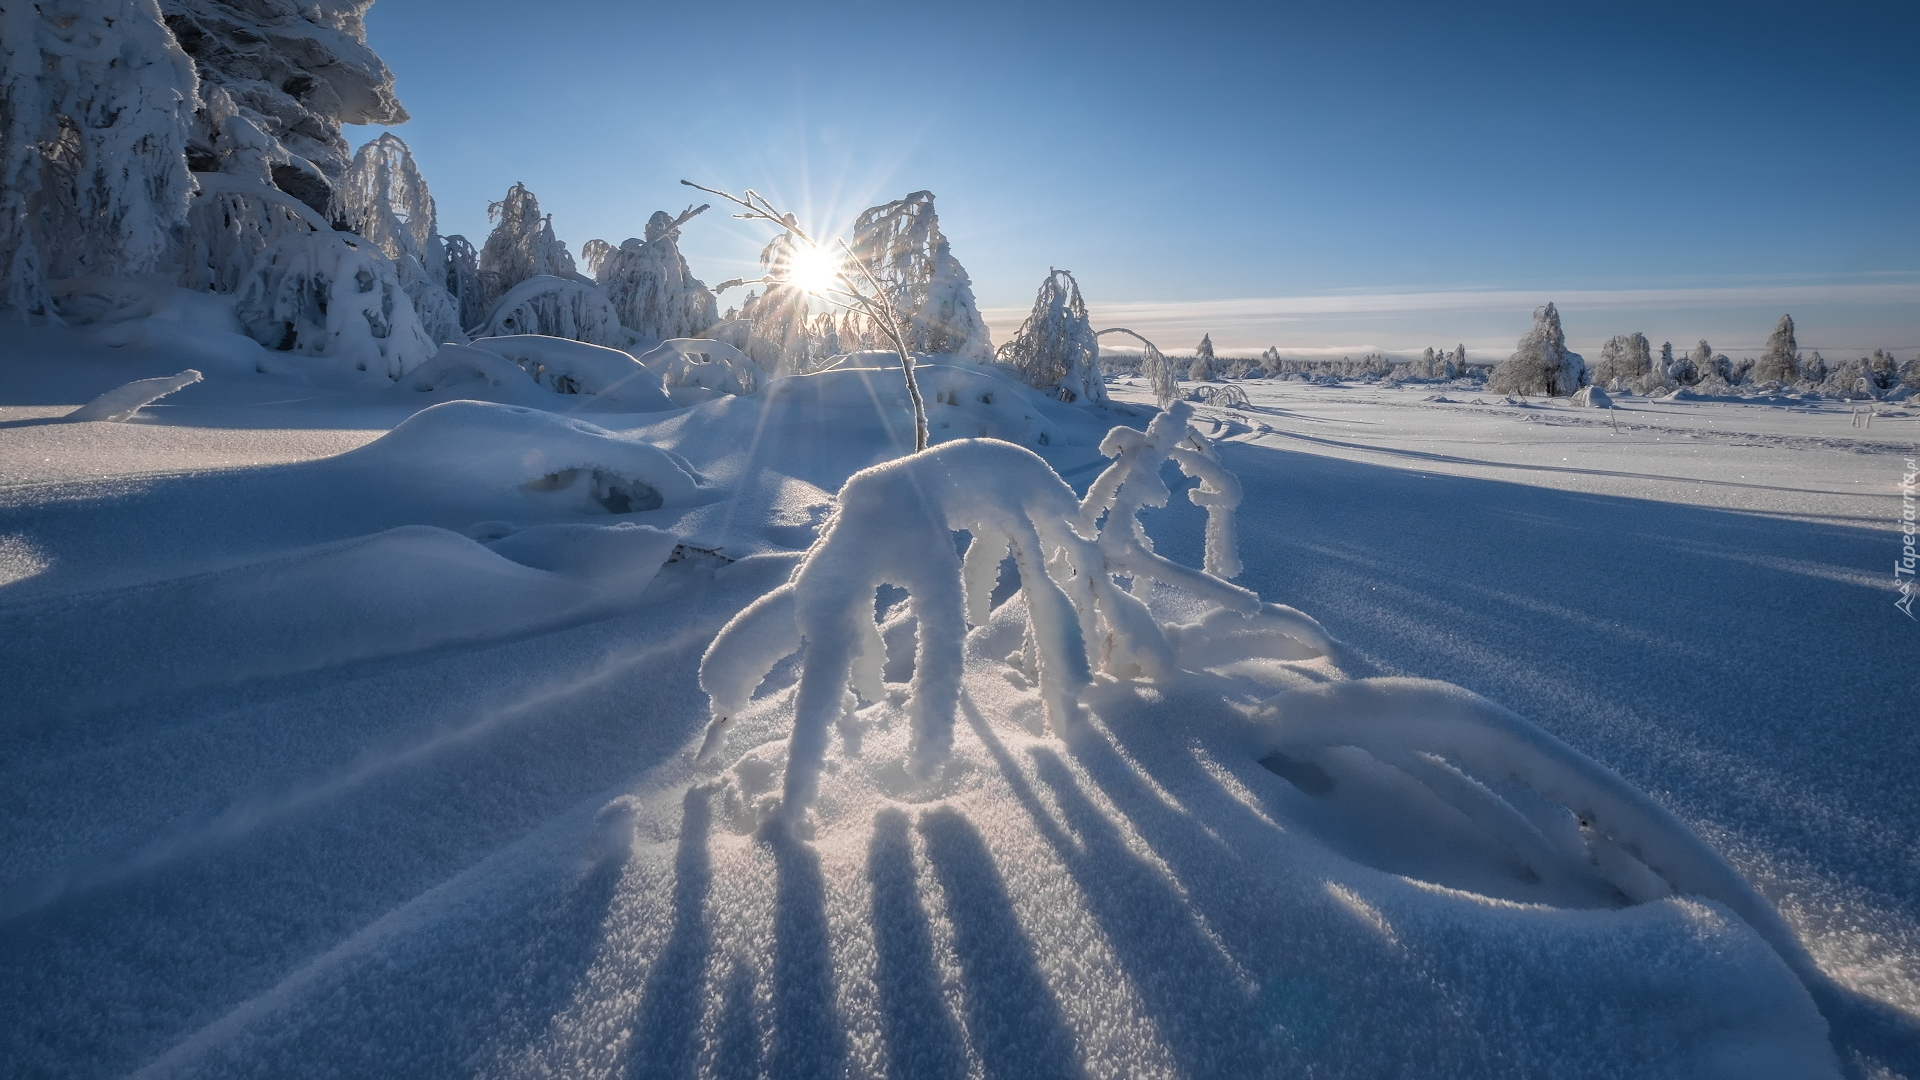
(1, 335), (1915, 1079)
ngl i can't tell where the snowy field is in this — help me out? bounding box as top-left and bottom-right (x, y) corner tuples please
(3, 330), (1916, 1080)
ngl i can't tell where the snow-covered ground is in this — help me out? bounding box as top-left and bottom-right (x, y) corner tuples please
(3, 339), (1916, 1079)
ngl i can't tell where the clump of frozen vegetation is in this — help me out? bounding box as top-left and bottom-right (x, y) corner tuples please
(1589, 332), (1652, 390)
(475, 275), (627, 347)
(1489, 302), (1585, 396)
(440, 233), (486, 331)
(234, 231), (434, 378)
(841, 191), (995, 363)
(1752, 314), (1800, 384)
(477, 182), (580, 312)
(0, 0), (200, 322)
(698, 401), (1265, 820)
(998, 269), (1106, 404)
(334, 133), (461, 343)
(592, 208), (719, 344)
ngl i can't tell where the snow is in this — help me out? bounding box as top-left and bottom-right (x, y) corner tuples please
(67, 369), (203, 422)
(2, 334), (1916, 1077)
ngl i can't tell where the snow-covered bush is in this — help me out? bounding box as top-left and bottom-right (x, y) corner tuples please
(478, 182), (579, 310)
(842, 191), (994, 363)
(333, 133), (460, 342)
(441, 234), (486, 331)
(476, 275), (626, 347)
(998, 269), (1105, 405)
(738, 233), (813, 374)
(579, 238), (613, 279)
(180, 171), (328, 292)
(697, 402), (1265, 820)
(1, 0), (200, 321)
(1187, 334), (1218, 381)
(163, 0), (406, 213)
(1753, 314), (1799, 384)
(633, 338), (759, 397)
(234, 229), (434, 378)
(595, 208), (719, 345)
(1489, 302), (1585, 396)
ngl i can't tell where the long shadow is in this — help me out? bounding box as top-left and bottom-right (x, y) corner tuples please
(618, 785), (716, 1080)
(866, 808), (968, 1080)
(764, 824), (846, 1080)
(709, 957), (764, 1080)
(916, 807), (1085, 1080)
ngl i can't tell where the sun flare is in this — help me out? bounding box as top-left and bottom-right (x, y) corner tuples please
(784, 241), (841, 296)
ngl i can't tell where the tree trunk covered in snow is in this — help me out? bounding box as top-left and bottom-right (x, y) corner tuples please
(1, 0), (200, 321)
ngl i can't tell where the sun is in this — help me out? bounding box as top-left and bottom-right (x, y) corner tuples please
(783, 241), (841, 296)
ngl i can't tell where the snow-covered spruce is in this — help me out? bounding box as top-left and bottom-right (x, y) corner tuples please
(1754, 314), (1799, 384)
(1489, 302), (1585, 397)
(998, 269), (1106, 404)
(841, 191), (995, 364)
(0, 0), (199, 322)
(163, 0), (406, 214)
(1188, 333), (1217, 381)
(594, 208), (719, 345)
(234, 230), (434, 379)
(440, 233), (486, 331)
(697, 402), (1263, 822)
(335, 133), (461, 343)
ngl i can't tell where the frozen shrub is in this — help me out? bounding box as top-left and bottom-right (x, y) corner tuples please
(1188, 334), (1218, 381)
(234, 230), (434, 379)
(1, 0), (199, 321)
(441, 234), (486, 331)
(1490, 303), (1585, 396)
(1591, 332), (1653, 387)
(336, 133), (461, 343)
(999, 269), (1105, 404)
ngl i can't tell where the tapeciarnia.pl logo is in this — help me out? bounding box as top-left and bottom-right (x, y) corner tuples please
(1898, 457), (1917, 620)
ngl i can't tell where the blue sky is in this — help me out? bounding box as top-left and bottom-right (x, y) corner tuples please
(349, 0), (1918, 358)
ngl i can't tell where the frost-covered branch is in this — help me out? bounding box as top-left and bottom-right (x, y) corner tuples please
(681, 180), (931, 451)
(1097, 327), (1178, 409)
(696, 409), (1274, 826)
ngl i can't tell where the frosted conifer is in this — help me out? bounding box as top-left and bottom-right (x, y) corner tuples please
(999, 269), (1105, 404)
(335, 132), (459, 342)
(441, 234), (485, 332)
(0, 0), (199, 321)
(1753, 315), (1798, 383)
(1188, 334), (1217, 381)
(1489, 303), (1585, 396)
(478, 182), (578, 310)
(1592, 332), (1653, 387)
(843, 191), (993, 362)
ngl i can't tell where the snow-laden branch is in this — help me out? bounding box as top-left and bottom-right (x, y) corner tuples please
(1097, 327), (1179, 409)
(697, 405), (1266, 825)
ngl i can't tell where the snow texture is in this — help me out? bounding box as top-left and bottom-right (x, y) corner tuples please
(0, 0), (199, 322)
(998, 268), (1107, 405)
(66, 368), (202, 422)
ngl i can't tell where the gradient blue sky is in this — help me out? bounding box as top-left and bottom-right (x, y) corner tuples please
(349, 0), (1918, 358)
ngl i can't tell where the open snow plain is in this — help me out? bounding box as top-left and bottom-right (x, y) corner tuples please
(3, 338), (1916, 1079)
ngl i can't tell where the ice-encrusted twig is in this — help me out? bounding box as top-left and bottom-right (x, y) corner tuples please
(1096, 327), (1178, 410)
(67, 370), (202, 423)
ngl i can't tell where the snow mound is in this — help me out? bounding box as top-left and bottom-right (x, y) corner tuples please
(338, 400), (710, 514)
(471, 335), (673, 410)
(633, 338), (761, 397)
(66, 369), (202, 422)
(1572, 385), (1613, 408)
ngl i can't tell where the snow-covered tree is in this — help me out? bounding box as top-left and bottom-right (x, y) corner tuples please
(1451, 344), (1467, 377)
(1800, 350), (1827, 384)
(1753, 314), (1798, 383)
(579, 238), (613, 279)
(475, 275), (625, 347)
(1489, 302), (1585, 396)
(1592, 332), (1653, 388)
(234, 230), (433, 378)
(998, 269), (1105, 404)
(334, 132), (459, 342)
(478, 182), (578, 310)
(843, 191), (994, 362)
(162, 0), (406, 215)
(441, 234), (485, 331)
(1, 0), (200, 321)
(596, 208), (719, 346)
(1187, 334), (1218, 381)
